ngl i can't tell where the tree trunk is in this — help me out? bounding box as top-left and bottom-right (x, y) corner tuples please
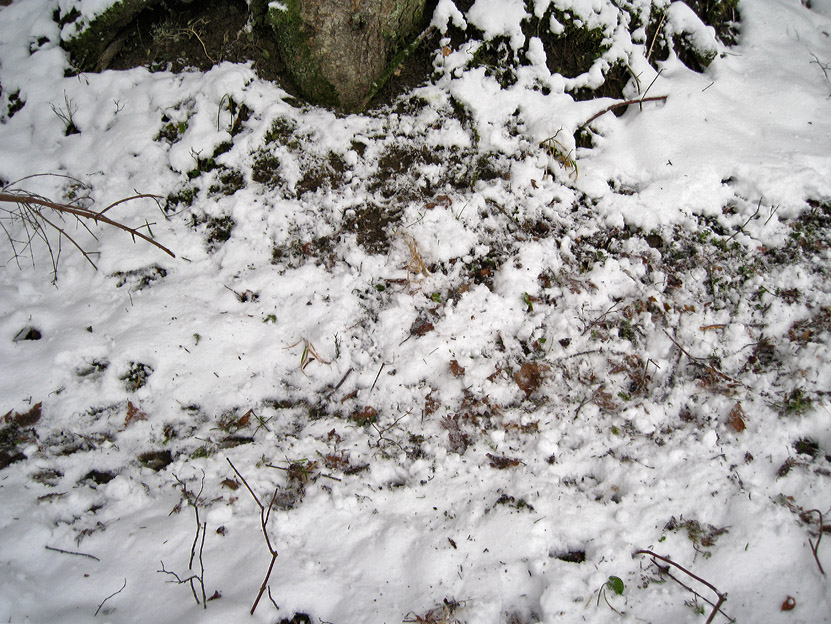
(267, 0), (426, 111)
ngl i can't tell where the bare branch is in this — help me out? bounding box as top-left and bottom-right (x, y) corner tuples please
(45, 545), (100, 561)
(226, 457), (280, 615)
(578, 96), (668, 130)
(94, 578), (126, 617)
(634, 550), (731, 624)
(0, 179), (174, 281)
(806, 509), (826, 575)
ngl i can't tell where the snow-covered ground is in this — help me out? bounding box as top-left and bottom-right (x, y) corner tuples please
(1, 1), (830, 623)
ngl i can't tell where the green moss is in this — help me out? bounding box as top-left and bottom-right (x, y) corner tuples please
(264, 117), (298, 146)
(537, 9), (611, 79)
(208, 167), (245, 196)
(7, 91), (24, 118)
(60, 0), (151, 71)
(120, 361), (153, 391)
(165, 185), (197, 212)
(206, 215), (235, 249)
(684, 0), (739, 45)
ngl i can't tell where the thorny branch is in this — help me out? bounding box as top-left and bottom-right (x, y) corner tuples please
(226, 457), (280, 615)
(0, 176), (173, 281)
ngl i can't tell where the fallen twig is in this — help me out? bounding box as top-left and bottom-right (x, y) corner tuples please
(1, 178), (173, 282)
(725, 198), (761, 242)
(806, 509), (826, 575)
(45, 545), (100, 561)
(94, 578), (126, 616)
(635, 550), (731, 624)
(581, 301), (620, 336)
(578, 96), (668, 130)
(226, 457), (279, 615)
(159, 473), (208, 608)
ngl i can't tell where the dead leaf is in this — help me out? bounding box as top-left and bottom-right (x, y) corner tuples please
(411, 320), (434, 336)
(728, 402), (746, 432)
(513, 361), (548, 398)
(352, 406), (378, 426)
(13, 402), (42, 427)
(236, 409), (253, 428)
(449, 359), (465, 377)
(487, 453), (521, 469)
(220, 478), (240, 490)
(125, 401), (147, 427)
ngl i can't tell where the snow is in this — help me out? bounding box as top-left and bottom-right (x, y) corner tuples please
(1, 0), (830, 623)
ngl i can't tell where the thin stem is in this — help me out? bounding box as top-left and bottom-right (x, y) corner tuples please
(578, 96), (668, 130)
(806, 509), (826, 575)
(634, 550), (730, 624)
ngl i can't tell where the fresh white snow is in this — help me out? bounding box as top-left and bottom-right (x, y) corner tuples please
(1, 1), (830, 623)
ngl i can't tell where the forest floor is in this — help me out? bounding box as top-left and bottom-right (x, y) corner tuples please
(1, 1), (830, 623)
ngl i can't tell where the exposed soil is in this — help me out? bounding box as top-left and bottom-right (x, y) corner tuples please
(104, 0), (286, 81)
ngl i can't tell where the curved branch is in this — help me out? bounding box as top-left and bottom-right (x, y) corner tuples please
(578, 95), (668, 130)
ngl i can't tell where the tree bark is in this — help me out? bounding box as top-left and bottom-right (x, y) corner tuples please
(268, 0), (426, 111)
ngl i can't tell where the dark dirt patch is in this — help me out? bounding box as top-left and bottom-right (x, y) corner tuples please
(296, 153), (346, 198)
(102, 0), (286, 81)
(120, 362), (153, 392)
(343, 203), (403, 254)
(138, 449), (174, 471)
(111, 264), (167, 290)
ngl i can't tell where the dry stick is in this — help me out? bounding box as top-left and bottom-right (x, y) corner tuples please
(226, 457), (279, 615)
(45, 545), (100, 561)
(634, 550), (728, 624)
(0, 191), (175, 258)
(660, 568), (735, 623)
(174, 473), (208, 608)
(370, 363), (386, 392)
(646, 11), (667, 63)
(725, 198), (762, 243)
(581, 301), (620, 336)
(806, 509), (826, 575)
(578, 95), (668, 130)
(326, 367), (353, 399)
(94, 578), (127, 617)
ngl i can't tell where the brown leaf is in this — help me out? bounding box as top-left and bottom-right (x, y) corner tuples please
(425, 393), (440, 417)
(449, 359), (465, 377)
(411, 320), (434, 336)
(352, 406), (378, 426)
(124, 401), (147, 427)
(513, 361), (548, 398)
(487, 453), (521, 469)
(728, 402), (746, 432)
(14, 402), (42, 427)
(220, 478), (240, 490)
(236, 409), (253, 428)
